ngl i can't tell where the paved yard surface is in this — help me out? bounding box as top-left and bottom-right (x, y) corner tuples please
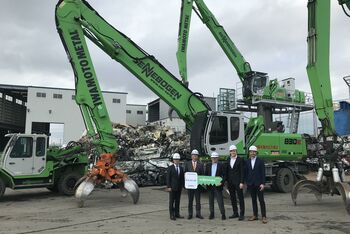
(1, 179), (350, 234)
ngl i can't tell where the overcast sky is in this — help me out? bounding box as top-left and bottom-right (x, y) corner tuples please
(1, 0), (350, 105)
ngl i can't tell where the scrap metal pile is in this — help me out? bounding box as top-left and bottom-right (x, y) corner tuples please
(79, 124), (191, 187)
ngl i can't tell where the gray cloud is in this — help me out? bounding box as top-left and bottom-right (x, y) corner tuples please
(0, 0), (349, 105)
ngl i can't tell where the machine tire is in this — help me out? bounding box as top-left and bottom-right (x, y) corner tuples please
(46, 185), (58, 193)
(276, 168), (295, 193)
(57, 172), (81, 196)
(0, 177), (5, 199)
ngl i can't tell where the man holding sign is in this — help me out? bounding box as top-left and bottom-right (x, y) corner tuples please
(184, 149), (204, 219)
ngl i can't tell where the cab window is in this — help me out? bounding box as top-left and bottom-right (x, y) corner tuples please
(230, 117), (240, 141)
(209, 116), (228, 145)
(36, 137), (46, 157)
(10, 137), (33, 158)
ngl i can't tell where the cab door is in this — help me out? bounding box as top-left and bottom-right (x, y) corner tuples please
(4, 136), (34, 176)
(204, 112), (244, 156)
(32, 136), (47, 175)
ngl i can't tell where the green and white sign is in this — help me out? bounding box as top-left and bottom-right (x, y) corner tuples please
(185, 172), (222, 189)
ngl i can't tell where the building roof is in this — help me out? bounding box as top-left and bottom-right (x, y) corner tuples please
(126, 104), (147, 107)
(0, 83), (128, 102)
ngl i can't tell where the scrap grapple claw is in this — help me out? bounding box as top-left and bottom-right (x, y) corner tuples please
(334, 182), (350, 214)
(74, 153), (139, 207)
(292, 179), (350, 214)
(75, 178), (95, 208)
(123, 178), (140, 204)
(291, 180), (323, 205)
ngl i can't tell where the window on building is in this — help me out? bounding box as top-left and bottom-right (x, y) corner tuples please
(36, 92), (46, 98)
(113, 98), (121, 103)
(126, 110), (132, 114)
(137, 110), (144, 115)
(53, 94), (63, 99)
(5, 95), (13, 102)
(15, 99), (23, 105)
(72, 95), (76, 100)
(0, 92), (3, 98)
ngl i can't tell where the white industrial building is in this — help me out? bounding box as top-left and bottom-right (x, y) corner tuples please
(147, 97), (216, 132)
(0, 84), (146, 147)
(126, 104), (147, 127)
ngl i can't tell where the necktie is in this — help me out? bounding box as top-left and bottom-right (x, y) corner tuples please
(176, 166), (179, 175)
(193, 161), (196, 171)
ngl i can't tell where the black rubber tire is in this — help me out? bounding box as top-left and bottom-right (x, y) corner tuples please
(276, 168), (295, 193)
(46, 185), (58, 193)
(57, 172), (81, 196)
(0, 177), (6, 199)
(270, 181), (280, 192)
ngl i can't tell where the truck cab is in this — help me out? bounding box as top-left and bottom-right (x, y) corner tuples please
(204, 112), (245, 156)
(0, 133), (87, 199)
(1, 134), (48, 176)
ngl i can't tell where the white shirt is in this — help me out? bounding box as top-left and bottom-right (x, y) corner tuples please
(251, 157), (257, 169)
(230, 156), (237, 168)
(211, 163), (218, 176)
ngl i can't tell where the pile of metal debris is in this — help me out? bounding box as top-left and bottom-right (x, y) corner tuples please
(79, 123), (191, 186)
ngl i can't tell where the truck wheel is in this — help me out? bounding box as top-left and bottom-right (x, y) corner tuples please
(46, 185), (58, 193)
(276, 168), (295, 193)
(57, 172), (81, 196)
(0, 178), (5, 199)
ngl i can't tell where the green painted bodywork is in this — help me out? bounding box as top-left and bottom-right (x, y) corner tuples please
(307, 0), (335, 137)
(55, 0), (209, 130)
(177, 0), (305, 103)
(253, 133), (307, 161)
(0, 134), (88, 189)
(257, 80), (305, 103)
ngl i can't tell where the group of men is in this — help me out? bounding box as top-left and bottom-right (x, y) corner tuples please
(166, 145), (268, 224)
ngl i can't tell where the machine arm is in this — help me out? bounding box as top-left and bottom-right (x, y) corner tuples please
(176, 0), (194, 86)
(339, 0), (350, 16)
(306, 0), (335, 137)
(56, 0), (209, 130)
(177, 0), (268, 99)
(55, 0), (117, 154)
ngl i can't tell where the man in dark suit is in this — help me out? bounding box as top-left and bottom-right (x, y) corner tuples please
(226, 144), (245, 220)
(245, 146), (268, 224)
(166, 153), (185, 220)
(205, 151), (226, 220)
(184, 149), (204, 219)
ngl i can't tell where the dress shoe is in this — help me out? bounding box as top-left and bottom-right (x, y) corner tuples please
(209, 214), (214, 220)
(221, 215), (226, 220)
(187, 215), (193, 220)
(248, 216), (258, 221)
(196, 214), (204, 219)
(170, 216), (176, 221)
(262, 217), (268, 224)
(229, 214), (239, 219)
(238, 216), (244, 221)
(175, 215), (184, 219)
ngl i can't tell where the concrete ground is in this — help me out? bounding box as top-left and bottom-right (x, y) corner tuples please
(1, 179), (350, 234)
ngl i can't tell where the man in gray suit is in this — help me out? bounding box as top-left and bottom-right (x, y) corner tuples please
(184, 149), (204, 219)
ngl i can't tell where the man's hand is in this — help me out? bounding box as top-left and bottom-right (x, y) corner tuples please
(239, 183), (244, 189)
(259, 184), (265, 191)
(166, 187), (172, 192)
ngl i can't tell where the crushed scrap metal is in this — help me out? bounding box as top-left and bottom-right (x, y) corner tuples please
(79, 123), (191, 186)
